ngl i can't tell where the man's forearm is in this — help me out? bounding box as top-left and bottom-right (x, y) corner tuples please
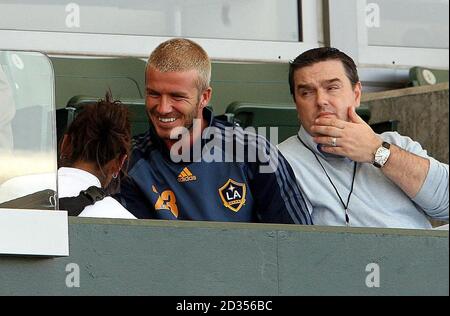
(381, 144), (430, 198)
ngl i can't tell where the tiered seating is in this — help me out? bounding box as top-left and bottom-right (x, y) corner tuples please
(409, 67), (449, 86)
(66, 95), (148, 137)
(225, 102), (372, 143)
(51, 57), (147, 143)
(52, 57), (406, 145)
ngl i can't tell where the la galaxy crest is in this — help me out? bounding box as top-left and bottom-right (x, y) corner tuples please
(219, 179), (247, 212)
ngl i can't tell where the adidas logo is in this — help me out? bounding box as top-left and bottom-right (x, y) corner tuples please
(177, 167), (197, 183)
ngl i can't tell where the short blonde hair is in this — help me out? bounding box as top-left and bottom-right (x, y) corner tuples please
(147, 38), (211, 92)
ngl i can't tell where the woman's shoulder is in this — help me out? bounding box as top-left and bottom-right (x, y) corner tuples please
(78, 196), (137, 219)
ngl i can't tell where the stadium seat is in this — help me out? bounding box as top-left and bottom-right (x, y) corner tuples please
(51, 57), (148, 144)
(370, 120), (399, 134)
(225, 102), (299, 142)
(409, 67), (449, 86)
(55, 107), (76, 149)
(64, 95), (149, 138)
(225, 102), (372, 143)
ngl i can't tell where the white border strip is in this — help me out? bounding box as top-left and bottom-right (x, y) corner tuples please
(0, 209), (69, 257)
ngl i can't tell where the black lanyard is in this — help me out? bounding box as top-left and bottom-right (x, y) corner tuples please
(297, 135), (357, 226)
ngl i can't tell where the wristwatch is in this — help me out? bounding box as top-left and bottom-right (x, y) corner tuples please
(373, 141), (391, 168)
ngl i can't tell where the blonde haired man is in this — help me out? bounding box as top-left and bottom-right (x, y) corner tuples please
(117, 38), (312, 224)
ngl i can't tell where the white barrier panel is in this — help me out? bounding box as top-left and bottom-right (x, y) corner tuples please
(0, 209), (68, 257)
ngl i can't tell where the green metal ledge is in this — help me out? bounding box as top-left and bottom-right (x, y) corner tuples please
(1, 217), (448, 296)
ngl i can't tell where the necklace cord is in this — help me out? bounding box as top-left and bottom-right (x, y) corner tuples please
(297, 135), (357, 225)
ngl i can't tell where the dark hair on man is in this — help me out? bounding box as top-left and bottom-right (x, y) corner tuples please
(289, 47), (360, 98)
(62, 92), (131, 188)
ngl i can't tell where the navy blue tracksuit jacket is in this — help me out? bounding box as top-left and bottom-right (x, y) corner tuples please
(116, 109), (312, 225)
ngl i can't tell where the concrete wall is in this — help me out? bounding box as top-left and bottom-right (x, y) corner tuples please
(363, 83), (449, 164)
(0, 218), (448, 295)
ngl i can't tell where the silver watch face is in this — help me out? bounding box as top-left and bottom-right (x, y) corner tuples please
(375, 147), (390, 166)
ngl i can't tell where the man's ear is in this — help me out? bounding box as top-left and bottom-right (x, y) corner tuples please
(200, 87), (212, 108)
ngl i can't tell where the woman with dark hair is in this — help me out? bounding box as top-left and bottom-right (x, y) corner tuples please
(58, 93), (136, 219)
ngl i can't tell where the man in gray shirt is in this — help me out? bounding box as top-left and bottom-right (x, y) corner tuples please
(278, 47), (448, 228)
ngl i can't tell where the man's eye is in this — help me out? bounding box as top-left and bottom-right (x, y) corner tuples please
(301, 91), (312, 96)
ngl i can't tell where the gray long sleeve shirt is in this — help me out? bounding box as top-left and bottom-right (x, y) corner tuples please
(278, 127), (449, 229)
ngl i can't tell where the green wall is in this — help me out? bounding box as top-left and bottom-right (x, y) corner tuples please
(1, 218), (448, 295)
(51, 58), (293, 114)
(210, 62), (293, 114)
